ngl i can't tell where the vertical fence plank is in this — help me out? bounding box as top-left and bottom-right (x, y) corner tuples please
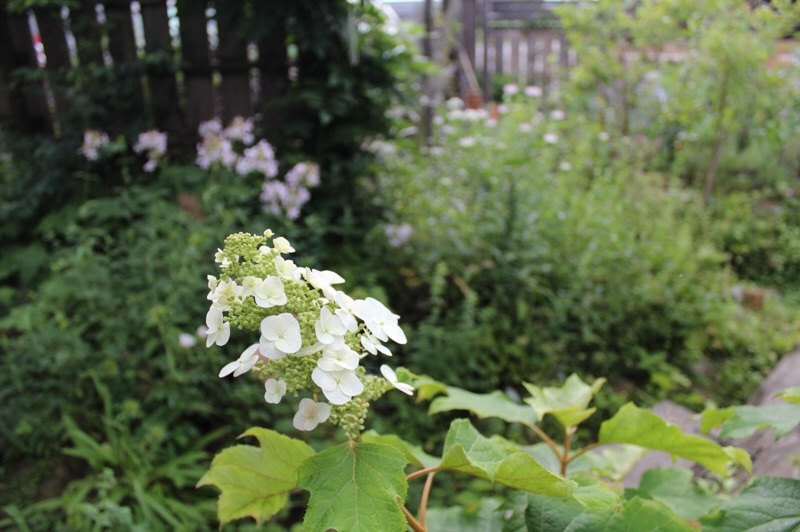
(509, 30), (520, 82)
(179, 0), (214, 133)
(256, 25), (287, 127)
(2, 8), (49, 132)
(104, 0), (138, 63)
(215, 6), (251, 121)
(70, 4), (104, 65)
(140, 0), (182, 132)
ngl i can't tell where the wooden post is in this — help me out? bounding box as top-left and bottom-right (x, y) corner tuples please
(257, 23), (287, 129)
(178, 0), (215, 134)
(104, 0), (138, 64)
(140, 0), (182, 132)
(215, 5), (252, 121)
(70, 4), (104, 66)
(1, 8), (50, 132)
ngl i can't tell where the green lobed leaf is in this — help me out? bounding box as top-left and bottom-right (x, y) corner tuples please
(425, 498), (505, 531)
(360, 431), (440, 469)
(523, 374), (606, 428)
(297, 441), (408, 532)
(503, 493), (692, 531)
(776, 386), (800, 404)
(196, 427), (314, 526)
(570, 472), (624, 511)
(599, 403), (751, 476)
(700, 407), (736, 435)
(429, 386), (538, 425)
(701, 476), (800, 531)
(580, 445), (650, 482)
(629, 467), (720, 521)
(717, 404), (800, 440)
(440, 419), (575, 497)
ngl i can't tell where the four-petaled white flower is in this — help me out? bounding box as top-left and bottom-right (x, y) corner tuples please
(239, 276), (261, 297)
(264, 379), (287, 404)
(254, 276), (287, 308)
(274, 256), (301, 281)
(219, 343), (260, 377)
(361, 331), (392, 356)
(311, 367), (364, 405)
(334, 291), (359, 332)
(302, 268), (345, 300)
(315, 307), (347, 345)
(380, 365), (414, 395)
(259, 313), (302, 358)
(205, 309), (230, 347)
(209, 280), (241, 311)
(293, 398), (331, 431)
(353, 297), (407, 344)
(272, 237), (295, 254)
(318, 345), (360, 372)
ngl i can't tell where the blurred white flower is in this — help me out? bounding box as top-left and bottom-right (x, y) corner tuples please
(385, 223), (413, 247)
(459, 136), (476, 147)
(524, 85), (542, 97)
(543, 132), (559, 144)
(550, 110), (566, 120)
(503, 83), (519, 96)
(178, 333), (196, 348)
(223, 115), (255, 145)
(519, 123), (533, 133)
(79, 129), (110, 160)
(235, 139), (277, 177)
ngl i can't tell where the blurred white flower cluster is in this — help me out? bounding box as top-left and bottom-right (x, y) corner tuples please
(133, 129), (168, 172)
(196, 116), (320, 220)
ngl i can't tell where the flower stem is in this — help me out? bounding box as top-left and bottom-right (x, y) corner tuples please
(418, 472), (436, 527)
(524, 423), (562, 460)
(402, 505), (426, 532)
(407, 465), (440, 482)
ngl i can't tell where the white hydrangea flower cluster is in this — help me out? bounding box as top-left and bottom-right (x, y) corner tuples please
(206, 230), (413, 438)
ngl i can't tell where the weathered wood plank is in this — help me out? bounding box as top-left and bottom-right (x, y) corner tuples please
(104, 0), (138, 64)
(140, 0), (182, 131)
(215, 6), (251, 121)
(178, 0), (215, 133)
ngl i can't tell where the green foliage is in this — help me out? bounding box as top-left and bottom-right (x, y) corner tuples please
(627, 468), (719, 521)
(523, 375), (606, 428)
(700, 404), (800, 440)
(701, 476), (800, 531)
(297, 442), (409, 532)
(197, 428), (314, 525)
(599, 403), (751, 476)
(439, 420), (574, 497)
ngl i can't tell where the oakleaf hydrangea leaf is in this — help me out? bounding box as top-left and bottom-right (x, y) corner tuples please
(599, 403), (751, 476)
(715, 404), (800, 440)
(523, 374), (606, 428)
(424, 498), (505, 531)
(196, 427), (314, 526)
(440, 419), (575, 497)
(429, 386), (538, 425)
(502, 493), (692, 531)
(297, 441), (408, 532)
(701, 476), (800, 531)
(629, 468), (720, 521)
(361, 431), (440, 469)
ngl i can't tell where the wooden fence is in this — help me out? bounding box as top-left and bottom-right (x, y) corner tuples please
(460, 0), (580, 99)
(0, 0), (276, 138)
(0, 0), (586, 138)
